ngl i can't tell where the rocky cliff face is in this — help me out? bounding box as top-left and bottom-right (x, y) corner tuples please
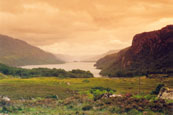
(132, 25), (173, 55)
(126, 25), (173, 69)
(96, 25), (173, 77)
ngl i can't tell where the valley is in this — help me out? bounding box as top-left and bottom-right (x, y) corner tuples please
(0, 5), (172, 114)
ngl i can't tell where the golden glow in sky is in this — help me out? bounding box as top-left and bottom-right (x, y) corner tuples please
(0, 0), (173, 56)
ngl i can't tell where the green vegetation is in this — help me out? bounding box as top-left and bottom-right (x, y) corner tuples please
(0, 95), (172, 115)
(90, 87), (115, 100)
(151, 84), (165, 95)
(0, 73), (11, 79)
(0, 63), (172, 114)
(0, 77), (172, 99)
(0, 63), (93, 78)
(0, 77), (172, 114)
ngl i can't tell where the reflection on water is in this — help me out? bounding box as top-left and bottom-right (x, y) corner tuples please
(21, 62), (101, 77)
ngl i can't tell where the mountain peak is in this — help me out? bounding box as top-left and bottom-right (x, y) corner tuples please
(132, 25), (173, 54)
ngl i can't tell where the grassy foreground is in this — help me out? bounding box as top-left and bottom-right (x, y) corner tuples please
(0, 77), (172, 114)
(0, 77), (172, 99)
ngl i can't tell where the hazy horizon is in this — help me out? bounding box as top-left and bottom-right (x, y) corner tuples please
(0, 0), (173, 57)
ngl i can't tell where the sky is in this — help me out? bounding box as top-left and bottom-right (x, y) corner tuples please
(0, 0), (173, 56)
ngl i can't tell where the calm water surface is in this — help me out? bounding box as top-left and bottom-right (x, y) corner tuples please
(21, 62), (101, 77)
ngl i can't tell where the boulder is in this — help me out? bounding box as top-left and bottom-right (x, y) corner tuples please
(158, 87), (173, 100)
(2, 96), (10, 102)
(67, 82), (71, 85)
(109, 94), (122, 98)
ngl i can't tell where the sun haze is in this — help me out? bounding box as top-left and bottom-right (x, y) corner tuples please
(0, 0), (173, 56)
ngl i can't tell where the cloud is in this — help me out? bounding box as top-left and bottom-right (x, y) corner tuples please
(0, 0), (172, 56)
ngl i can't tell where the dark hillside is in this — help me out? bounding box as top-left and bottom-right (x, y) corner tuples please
(95, 25), (173, 77)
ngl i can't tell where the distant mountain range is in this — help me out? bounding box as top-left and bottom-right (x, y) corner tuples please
(95, 25), (173, 77)
(0, 34), (64, 66)
(55, 54), (77, 62)
(81, 50), (119, 62)
(55, 50), (119, 63)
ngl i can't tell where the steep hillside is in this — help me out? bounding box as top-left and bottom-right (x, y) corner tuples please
(0, 34), (64, 66)
(95, 47), (129, 69)
(95, 25), (173, 77)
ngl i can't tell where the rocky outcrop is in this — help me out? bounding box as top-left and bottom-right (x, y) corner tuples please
(96, 25), (173, 77)
(158, 87), (173, 100)
(125, 25), (173, 70)
(0, 96), (11, 102)
(132, 25), (173, 55)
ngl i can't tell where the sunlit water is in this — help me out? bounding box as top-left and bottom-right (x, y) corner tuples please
(21, 62), (102, 77)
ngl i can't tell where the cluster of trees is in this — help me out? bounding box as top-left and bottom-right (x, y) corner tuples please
(0, 63), (94, 78)
(100, 69), (144, 77)
(100, 67), (173, 77)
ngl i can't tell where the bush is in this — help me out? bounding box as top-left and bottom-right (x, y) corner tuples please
(132, 94), (143, 99)
(46, 95), (58, 99)
(90, 87), (116, 100)
(100, 95), (172, 114)
(144, 94), (157, 101)
(151, 84), (164, 95)
(82, 105), (93, 111)
(82, 79), (90, 83)
(1, 105), (24, 113)
(109, 106), (122, 113)
(127, 109), (141, 115)
(69, 70), (93, 78)
(90, 87), (115, 96)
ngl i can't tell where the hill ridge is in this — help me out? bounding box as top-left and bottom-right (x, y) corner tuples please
(95, 25), (173, 77)
(0, 34), (64, 66)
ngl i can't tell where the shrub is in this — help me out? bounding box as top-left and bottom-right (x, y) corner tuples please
(127, 109), (140, 115)
(82, 79), (90, 83)
(109, 106), (122, 114)
(132, 94), (143, 99)
(125, 93), (133, 98)
(1, 105), (24, 113)
(144, 94), (157, 101)
(90, 87), (116, 100)
(69, 69), (94, 78)
(82, 105), (93, 111)
(151, 84), (164, 95)
(46, 95), (58, 99)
